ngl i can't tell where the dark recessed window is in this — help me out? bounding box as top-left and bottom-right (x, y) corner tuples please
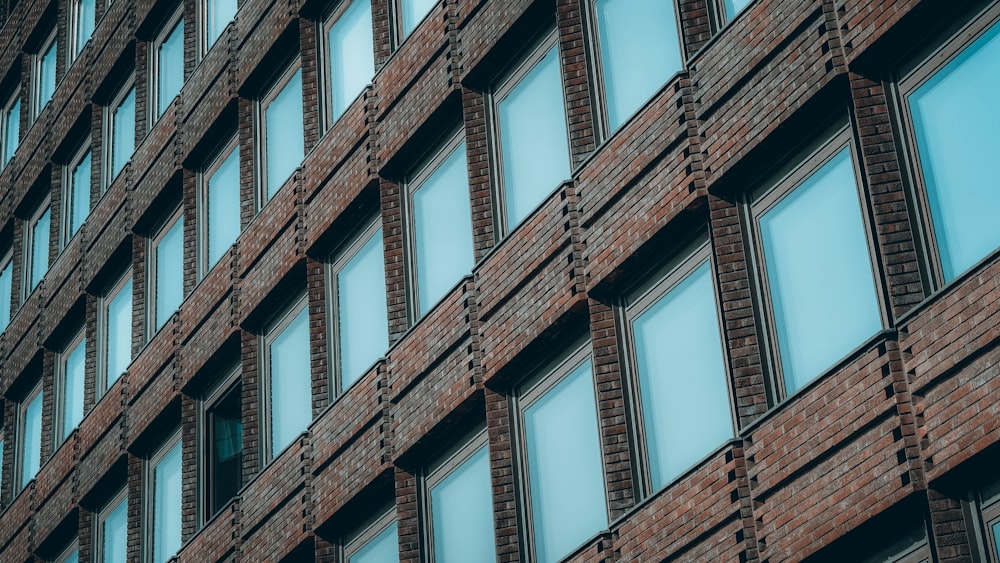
(203, 0), (238, 52)
(0, 248), (12, 333)
(70, 0), (96, 60)
(63, 141), (92, 242)
(106, 81), (136, 188)
(203, 370), (242, 519)
(32, 28), (57, 119)
(1, 87), (20, 167)
(152, 6), (185, 120)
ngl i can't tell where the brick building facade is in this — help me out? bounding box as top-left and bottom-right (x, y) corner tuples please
(0, 0), (999, 560)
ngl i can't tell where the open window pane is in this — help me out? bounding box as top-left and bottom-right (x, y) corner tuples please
(207, 382), (242, 514)
(157, 19), (185, 118)
(206, 145), (240, 269)
(19, 389), (43, 489)
(75, 0), (96, 55)
(269, 306), (311, 456)
(632, 261), (732, 490)
(29, 208), (51, 291)
(3, 96), (19, 165)
(908, 20), (1000, 282)
(498, 45), (570, 231)
(105, 277), (133, 388)
(154, 216), (184, 331)
(328, 0), (374, 121)
(412, 141), (473, 316)
(349, 521), (399, 563)
(112, 87), (136, 180)
(61, 335), (86, 441)
(101, 495), (128, 563)
(1, 258), (12, 331)
(759, 148), (881, 393)
(152, 441), (182, 563)
(430, 445), (495, 563)
(595, 0), (680, 131)
(523, 360), (607, 563)
(264, 68), (304, 199)
(336, 228), (388, 391)
(400, 0), (435, 38)
(69, 150), (92, 237)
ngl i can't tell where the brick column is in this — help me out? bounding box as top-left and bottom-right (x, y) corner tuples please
(556, 0), (598, 166)
(461, 87), (496, 261)
(485, 388), (521, 562)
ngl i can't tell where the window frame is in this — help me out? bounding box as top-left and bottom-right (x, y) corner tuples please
(62, 138), (92, 245)
(343, 505), (397, 562)
(513, 342), (608, 563)
(255, 61), (303, 209)
(1, 86), (20, 167)
(146, 207), (185, 337)
(144, 430), (183, 563)
(31, 27), (58, 120)
(16, 380), (44, 492)
(97, 268), (133, 398)
(489, 31), (572, 239)
(94, 487), (128, 563)
(23, 199), (52, 300)
(55, 325), (87, 447)
(198, 0), (238, 57)
(402, 130), (469, 322)
(319, 0), (375, 130)
(69, 0), (96, 62)
(745, 127), (886, 401)
(196, 135), (240, 281)
(259, 294), (311, 462)
(149, 4), (185, 123)
(893, 4), (1000, 290)
(52, 538), (80, 563)
(103, 78), (136, 192)
(618, 238), (736, 497)
(199, 364), (242, 524)
(1, 247), (13, 332)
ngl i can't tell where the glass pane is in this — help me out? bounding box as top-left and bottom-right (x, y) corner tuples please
(70, 150), (92, 237)
(329, 0), (374, 121)
(400, 0), (435, 38)
(112, 87), (136, 180)
(20, 390), (43, 488)
(106, 277), (133, 387)
(724, 0), (752, 19)
(269, 306), (311, 456)
(431, 445), (495, 563)
(498, 45), (570, 232)
(76, 0), (96, 55)
(206, 0), (238, 47)
(61, 549), (79, 563)
(207, 146), (241, 269)
(523, 360), (607, 563)
(4, 98), (20, 165)
(908, 20), (1000, 281)
(349, 521), (399, 563)
(155, 216), (184, 331)
(209, 384), (242, 513)
(1, 260), (11, 332)
(412, 142), (473, 316)
(632, 262), (732, 489)
(759, 148), (881, 393)
(30, 208), (51, 291)
(153, 442), (182, 563)
(337, 229), (388, 391)
(157, 19), (184, 118)
(265, 69), (304, 199)
(102, 496), (128, 563)
(39, 39), (57, 111)
(62, 336), (87, 441)
(596, 0), (680, 131)
(992, 519), (1000, 560)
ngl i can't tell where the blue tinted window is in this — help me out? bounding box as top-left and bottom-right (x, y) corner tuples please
(69, 150), (92, 238)
(37, 37), (57, 115)
(206, 144), (241, 270)
(400, 0), (435, 38)
(3, 96), (19, 166)
(29, 207), (51, 293)
(157, 18), (185, 118)
(336, 227), (388, 391)
(908, 20), (1000, 281)
(105, 276), (133, 388)
(206, 0), (238, 49)
(264, 68), (304, 199)
(328, 0), (374, 121)
(0, 257), (12, 332)
(19, 388), (43, 490)
(111, 86), (136, 182)
(724, 0), (752, 19)
(349, 521), (399, 563)
(154, 215), (184, 331)
(269, 304), (311, 456)
(75, 0), (96, 56)
(101, 494), (128, 563)
(430, 445), (495, 562)
(152, 441), (182, 563)
(61, 335), (86, 442)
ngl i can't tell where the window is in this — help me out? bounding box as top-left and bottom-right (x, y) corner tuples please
(2, 88), (19, 166)
(152, 8), (184, 120)
(324, 0), (374, 124)
(344, 508), (398, 563)
(106, 81), (136, 188)
(425, 432), (495, 562)
(95, 488), (128, 563)
(53, 540), (80, 563)
(259, 64), (304, 203)
(17, 382), (43, 492)
(720, 0), (752, 21)
(203, 0), (238, 52)
(71, 0), (96, 59)
(518, 347), (607, 563)
(0, 249), (12, 333)
(262, 297), (311, 459)
(100, 271), (133, 394)
(147, 435), (182, 563)
(592, 0), (682, 132)
(148, 210), (184, 333)
(63, 142), (92, 242)
(405, 135), (473, 318)
(494, 38), (571, 234)
(396, 0), (434, 40)
(327, 222), (388, 394)
(750, 139), (882, 395)
(198, 137), (240, 278)
(24, 202), (51, 297)
(33, 29), (57, 119)
(57, 327), (86, 445)
(623, 242), (734, 492)
(202, 370), (242, 520)
(901, 15), (1000, 284)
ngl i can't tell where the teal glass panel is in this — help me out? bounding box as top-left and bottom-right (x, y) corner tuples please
(75, 0), (96, 55)
(269, 306), (311, 456)
(349, 521), (399, 563)
(112, 87), (136, 180)
(30, 208), (51, 291)
(337, 229), (388, 391)
(106, 277), (133, 387)
(1, 259), (11, 332)
(157, 19), (184, 118)
(329, 0), (374, 121)
(207, 0), (238, 48)
(152, 442), (182, 563)
(400, 0), (435, 38)
(102, 496), (128, 563)
(155, 216), (184, 331)
(70, 151), (92, 237)
(265, 69), (304, 199)
(62, 336), (86, 441)
(430, 445), (495, 562)
(4, 98), (19, 165)
(20, 390), (43, 489)
(207, 145), (241, 269)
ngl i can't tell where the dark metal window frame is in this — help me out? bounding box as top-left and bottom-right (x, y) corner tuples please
(97, 267), (133, 398)
(146, 206), (184, 339)
(255, 59), (302, 211)
(55, 325), (86, 448)
(342, 504), (396, 561)
(52, 537), (80, 563)
(0, 247), (12, 330)
(102, 77), (136, 192)
(198, 364), (242, 525)
(258, 293), (310, 463)
(61, 137), (92, 246)
(16, 379), (43, 493)
(149, 4), (185, 125)
(22, 198), (51, 302)
(196, 134), (240, 281)
(94, 486), (128, 563)
(31, 26), (58, 121)
(318, 0), (374, 132)
(0, 85), (19, 167)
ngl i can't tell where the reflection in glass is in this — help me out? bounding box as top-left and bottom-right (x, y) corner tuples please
(75, 0), (96, 55)
(337, 229), (388, 391)
(431, 445), (495, 562)
(208, 383), (242, 514)
(38, 39), (57, 113)
(524, 360), (606, 563)
(724, 0), (752, 20)
(908, 20), (1000, 281)
(498, 45), (570, 231)
(265, 69), (304, 199)
(0, 260), (11, 331)
(329, 0), (374, 121)
(759, 148), (881, 393)
(3, 98), (19, 165)
(269, 306), (311, 456)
